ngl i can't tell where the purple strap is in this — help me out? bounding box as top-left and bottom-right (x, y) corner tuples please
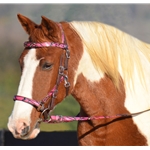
(14, 77), (64, 110)
(24, 41), (68, 49)
(42, 108), (150, 124)
(24, 23), (67, 49)
(13, 95), (40, 108)
(43, 114), (127, 123)
(58, 23), (65, 43)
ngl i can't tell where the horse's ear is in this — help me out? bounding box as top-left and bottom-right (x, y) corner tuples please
(17, 14), (37, 35)
(41, 16), (59, 39)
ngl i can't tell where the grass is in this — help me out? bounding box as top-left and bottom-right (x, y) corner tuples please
(0, 69), (80, 132)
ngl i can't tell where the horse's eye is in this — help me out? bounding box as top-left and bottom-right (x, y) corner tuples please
(42, 63), (53, 70)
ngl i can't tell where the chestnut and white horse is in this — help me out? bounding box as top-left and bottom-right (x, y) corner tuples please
(7, 14), (150, 146)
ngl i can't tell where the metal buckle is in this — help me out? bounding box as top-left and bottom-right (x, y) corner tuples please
(40, 108), (50, 121)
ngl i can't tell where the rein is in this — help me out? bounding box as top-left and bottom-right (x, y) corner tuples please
(43, 108), (150, 123)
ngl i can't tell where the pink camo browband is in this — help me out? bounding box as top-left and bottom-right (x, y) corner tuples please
(24, 23), (67, 49)
(24, 41), (68, 49)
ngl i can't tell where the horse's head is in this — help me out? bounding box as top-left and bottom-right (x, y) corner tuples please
(7, 14), (79, 139)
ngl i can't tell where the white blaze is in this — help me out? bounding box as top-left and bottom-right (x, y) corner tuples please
(8, 49), (40, 125)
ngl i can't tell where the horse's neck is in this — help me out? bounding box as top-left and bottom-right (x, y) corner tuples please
(72, 74), (126, 119)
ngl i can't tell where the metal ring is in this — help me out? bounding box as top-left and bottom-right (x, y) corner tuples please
(40, 108), (50, 120)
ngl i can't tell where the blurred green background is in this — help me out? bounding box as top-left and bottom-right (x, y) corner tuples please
(1, 3), (150, 132)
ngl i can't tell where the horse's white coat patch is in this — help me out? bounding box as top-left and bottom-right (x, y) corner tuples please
(8, 49), (39, 127)
(74, 47), (104, 85)
(119, 51), (150, 145)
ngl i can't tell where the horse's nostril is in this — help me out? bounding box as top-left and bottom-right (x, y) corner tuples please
(21, 125), (30, 137)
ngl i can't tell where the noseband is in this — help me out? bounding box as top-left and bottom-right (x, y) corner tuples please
(13, 23), (70, 121)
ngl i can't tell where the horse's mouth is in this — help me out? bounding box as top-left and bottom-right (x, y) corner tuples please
(11, 121), (41, 140)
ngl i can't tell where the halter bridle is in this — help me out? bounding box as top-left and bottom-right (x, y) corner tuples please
(13, 23), (70, 121)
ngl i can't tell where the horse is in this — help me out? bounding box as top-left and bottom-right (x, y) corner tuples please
(7, 13), (150, 146)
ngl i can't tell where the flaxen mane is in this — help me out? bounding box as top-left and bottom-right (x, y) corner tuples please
(70, 21), (150, 90)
